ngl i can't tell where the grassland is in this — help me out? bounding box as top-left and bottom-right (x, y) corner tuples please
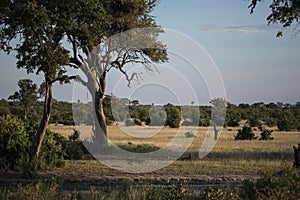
(46, 124), (300, 180)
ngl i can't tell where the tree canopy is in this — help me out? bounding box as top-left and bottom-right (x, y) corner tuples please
(0, 0), (168, 171)
(248, 0), (300, 36)
(8, 79), (39, 120)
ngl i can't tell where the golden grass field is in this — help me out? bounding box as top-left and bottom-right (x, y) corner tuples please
(48, 124), (300, 180)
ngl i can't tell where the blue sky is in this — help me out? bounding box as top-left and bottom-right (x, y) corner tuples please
(0, 0), (300, 105)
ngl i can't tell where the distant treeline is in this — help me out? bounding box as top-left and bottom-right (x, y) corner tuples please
(1, 96), (300, 131)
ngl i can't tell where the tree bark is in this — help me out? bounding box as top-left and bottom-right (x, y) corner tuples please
(29, 81), (53, 172)
(93, 91), (108, 147)
(88, 71), (108, 147)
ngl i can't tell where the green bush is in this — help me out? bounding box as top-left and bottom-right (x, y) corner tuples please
(277, 118), (295, 131)
(185, 131), (195, 138)
(248, 117), (262, 128)
(117, 143), (160, 153)
(240, 165), (300, 200)
(259, 127), (274, 140)
(234, 125), (257, 140)
(0, 115), (28, 170)
(1, 180), (196, 200)
(200, 187), (239, 200)
(165, 106), (181, 128)
(38, 129), (66, 169)
(3, 181), (61, 200)
(227, 119), (240, 127)
(65, 130), (85, 160)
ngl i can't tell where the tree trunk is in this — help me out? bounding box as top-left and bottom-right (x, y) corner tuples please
(87, 71), (108, 147)
(93, 91), (108, 147)
(29, 81), (52, 172)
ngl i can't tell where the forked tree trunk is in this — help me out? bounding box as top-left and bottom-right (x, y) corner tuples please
(29, 81), (53, 171)
(88, 71), (108, 147)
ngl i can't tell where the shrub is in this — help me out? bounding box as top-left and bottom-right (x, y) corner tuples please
(248, 117), (262, 127)
(0, 115), (28, 170)
(146, 106), (167, 126)
(259, 127), (274, 140)
(277, 118), (295, 131)
(38, 129), (65, 169)
(65, 130), (85, 160)
(240, 165), (300, 200)
(165, 106), (181, 128)
(159, 180), (194, 200)
(117, 143), (160, 153)
(234, 125), (257, 140)
(227, 119), (240, 127)
(4, 181), (61, 200)
(200, 187), (239, 200)
(185, 131), (195, 138)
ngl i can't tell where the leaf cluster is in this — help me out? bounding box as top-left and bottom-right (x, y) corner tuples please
(248, 0), (300, 36)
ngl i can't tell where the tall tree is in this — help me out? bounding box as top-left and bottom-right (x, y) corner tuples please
(8, 79), (39, 120)
(1, 1), (73, 171)
(60, 0), (168, 146)
(248, 0), (300, 36)
(0, 0), (167, 171)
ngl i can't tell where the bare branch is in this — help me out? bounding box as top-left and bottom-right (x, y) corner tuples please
(78, 54), (91, 76)
(75, 75), (88, 87)
(85, 45), (91, 61)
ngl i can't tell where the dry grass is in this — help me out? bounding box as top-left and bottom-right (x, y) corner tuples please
(48, 124), (300, 179)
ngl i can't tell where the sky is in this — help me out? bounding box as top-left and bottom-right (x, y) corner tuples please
(1, 0), (300, 105)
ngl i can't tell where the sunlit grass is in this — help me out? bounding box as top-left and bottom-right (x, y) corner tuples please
(48, 124), (300, 178)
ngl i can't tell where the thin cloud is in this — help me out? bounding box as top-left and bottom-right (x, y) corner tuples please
(199, 24), (279, 34)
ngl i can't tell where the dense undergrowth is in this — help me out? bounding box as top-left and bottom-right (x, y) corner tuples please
(1, 165), (299, 200)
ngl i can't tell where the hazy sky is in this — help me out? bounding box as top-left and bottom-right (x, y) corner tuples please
(1, 0), (300, 105)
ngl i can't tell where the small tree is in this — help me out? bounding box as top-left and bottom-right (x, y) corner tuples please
(210, 98), (227, 127)
(165, 104), (181, 128)
(259, 127), (274, 140)
(235, 125), (257, 140)
(8, 79), (39, 120)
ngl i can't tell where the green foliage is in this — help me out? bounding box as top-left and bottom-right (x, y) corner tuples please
(1, 180), (196, 200)
(2, 98), (300, 130)
(277, 116), (296, 131)
(259, 127), (274, 140)
(159, 180), (194, 200)
(38, 130), (65, 169)
(200, 187), (239, 200)
(248, 117), (262, 127)
(165, 104), (181, 128)
(118, 143), (160, 153)
(235, 125), (258, 140)
(8, 79), (39, 120)
(240, 165), (300, 200)
(1, 181), (62, 200)
(248, 0), (300, 36)
(227, 119), (240, 127)
(65, 130), (85, 160)
(0, 115), (28, 170)
(146, 106), (167, 126)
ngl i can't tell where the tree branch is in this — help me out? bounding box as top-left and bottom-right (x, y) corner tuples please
(50, 75), (77, 84)
(75, 75), (88, 87)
